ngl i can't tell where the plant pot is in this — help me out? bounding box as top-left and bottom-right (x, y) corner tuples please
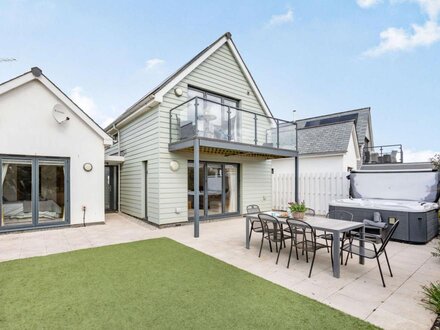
(292, 211), (305, 220)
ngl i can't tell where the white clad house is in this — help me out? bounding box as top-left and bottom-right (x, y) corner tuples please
(105, 32), (298, 234)
(0, 67), (113, 232)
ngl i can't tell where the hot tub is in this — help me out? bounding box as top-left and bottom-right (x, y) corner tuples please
(329, 170), (439, 244)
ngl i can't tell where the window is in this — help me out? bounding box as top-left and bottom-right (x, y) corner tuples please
(188, 87), (241, 142)
(0, 156), (69, 230)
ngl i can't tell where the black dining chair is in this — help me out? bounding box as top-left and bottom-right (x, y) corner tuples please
(247, 205), (263, 243)
(342, 220), (400, 287)
(258, 213), (291, 261)
(305, 208), (316, 216)
(285, 219), (333, 278)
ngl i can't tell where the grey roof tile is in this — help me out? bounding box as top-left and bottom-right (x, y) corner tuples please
(298, 121), (355, 155)
(297, 108), (371, 145)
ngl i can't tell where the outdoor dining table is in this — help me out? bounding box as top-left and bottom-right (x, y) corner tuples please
(244, 212), (366, 278)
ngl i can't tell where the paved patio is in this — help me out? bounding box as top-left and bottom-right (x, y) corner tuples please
(0, 213), (438, 330)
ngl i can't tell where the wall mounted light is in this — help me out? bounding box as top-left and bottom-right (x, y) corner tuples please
(169, 160), (180, 172)
(83, 163), (93, 172)
(174, 88), (183, 97)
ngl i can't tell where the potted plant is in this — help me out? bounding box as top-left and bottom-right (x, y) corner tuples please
(288, 201), (307, 220)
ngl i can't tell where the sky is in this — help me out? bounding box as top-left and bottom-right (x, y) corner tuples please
(0, 0), (439, 161)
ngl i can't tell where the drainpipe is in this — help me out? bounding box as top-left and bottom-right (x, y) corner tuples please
(294, 114), (299, 203)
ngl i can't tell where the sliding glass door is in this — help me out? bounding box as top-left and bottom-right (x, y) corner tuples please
(0, 156), (69, 231)
(188, 161), (239, 220)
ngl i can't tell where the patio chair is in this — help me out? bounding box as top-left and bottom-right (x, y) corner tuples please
(247, 205), (265, 244)
(305, 208), (315, 216)
(257, 213), (291, 262)
(285, 219), (333, 278)
(342, 220), (400, 287)
(318, 210), (354, 261)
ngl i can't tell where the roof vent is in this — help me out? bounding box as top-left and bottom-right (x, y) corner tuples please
(31, 67), (42, 77)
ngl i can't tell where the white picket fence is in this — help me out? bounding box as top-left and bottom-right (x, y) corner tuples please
(272, 172), (350, 215)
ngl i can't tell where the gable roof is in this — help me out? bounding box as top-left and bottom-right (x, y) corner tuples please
(296, 107), (373, 146)
(0, 67), (113, 146)
(105, 32), (273, 132)
(298, 120), (357, 155)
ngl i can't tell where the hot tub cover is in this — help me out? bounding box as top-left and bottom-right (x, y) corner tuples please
(350, 170), (440, 202)
(330, 198), (439, 213)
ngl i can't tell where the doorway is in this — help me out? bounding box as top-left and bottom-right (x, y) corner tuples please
(105, 166), (118, 212)
(188, 161), (239, 220)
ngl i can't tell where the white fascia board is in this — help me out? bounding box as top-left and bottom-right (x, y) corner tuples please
(351, 126), (361, 160)
(225, 39), (273, 119)
(155, 36), (229, 100)
(108, 96), (160, 134)
(0, 72), (34, 96)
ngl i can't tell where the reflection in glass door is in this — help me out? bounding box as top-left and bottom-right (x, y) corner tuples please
(38, 161), (65, 224)
(0, 156), (69, 231)
(188, 162), (239, 220)
(188, 162), (205, 218)
(224, 165), (238, 213)
(207, 164), (222, 216)
(1, 159), (33, 227)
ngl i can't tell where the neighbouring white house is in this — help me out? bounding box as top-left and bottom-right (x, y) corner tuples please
(272, 108), (373, 175)
(0, 67), (113, 232)
(104, 32), (298, 231)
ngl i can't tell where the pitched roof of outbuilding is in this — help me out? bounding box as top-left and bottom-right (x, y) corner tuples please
(296, 107), (372, 146)
(0, 67), (113, 146)
(297, 120), (356, 155)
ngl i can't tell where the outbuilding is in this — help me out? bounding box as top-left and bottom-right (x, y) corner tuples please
(0, 67), (112, 232)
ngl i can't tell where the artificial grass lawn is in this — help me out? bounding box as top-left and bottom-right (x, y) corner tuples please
(0, 238), (377, 329)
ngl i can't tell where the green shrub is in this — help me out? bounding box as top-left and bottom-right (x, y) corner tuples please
(288, 201), (307, 213)
(422, 282), (440, 315)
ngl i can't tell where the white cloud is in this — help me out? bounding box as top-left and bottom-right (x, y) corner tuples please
(267, 8), (294, 27)
(412, 0), (440, 20)
(403, 149), (439, 162)
(145, 58), (165, 71)
(70, 86), (114, 127)
(363, 20), (440, 56)
(357, 0), (382, 8)
(70, 86), (97, 116)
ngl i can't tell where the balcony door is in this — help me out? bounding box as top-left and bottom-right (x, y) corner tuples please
(188, 87), (241, 142)
(188, 161), (239, 220)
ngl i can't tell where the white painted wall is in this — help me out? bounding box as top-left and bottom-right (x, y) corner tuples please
(0, 80), (107, 225)
(272, 155), (344, 175)
(343, 129), (360, 171)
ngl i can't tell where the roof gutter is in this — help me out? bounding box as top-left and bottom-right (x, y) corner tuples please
(107, 94), (161, 134)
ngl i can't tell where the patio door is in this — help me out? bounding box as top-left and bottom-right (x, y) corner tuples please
(188, 161), (239, 220)
(105, 166), (118, 212)
(0, 155), (69, 231)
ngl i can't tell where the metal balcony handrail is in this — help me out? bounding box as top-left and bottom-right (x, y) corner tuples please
(169, 96), (294, 124)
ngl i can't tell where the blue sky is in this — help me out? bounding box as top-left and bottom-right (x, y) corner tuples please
(1, 0), (439, 161)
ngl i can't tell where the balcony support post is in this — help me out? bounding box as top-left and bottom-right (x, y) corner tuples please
(194, 138), (200, 238)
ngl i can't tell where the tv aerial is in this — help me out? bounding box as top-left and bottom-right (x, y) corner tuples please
(0, 58), (16, 62)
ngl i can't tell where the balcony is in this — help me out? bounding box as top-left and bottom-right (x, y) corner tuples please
(363, 144), (403, 165)
(169, 97), (297, 159)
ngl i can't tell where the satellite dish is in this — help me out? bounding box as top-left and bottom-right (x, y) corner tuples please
(52, 104), (70, 124)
